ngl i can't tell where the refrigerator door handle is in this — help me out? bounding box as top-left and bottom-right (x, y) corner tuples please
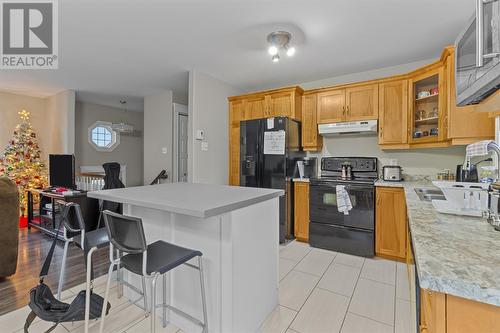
(257, 120), (262, 186)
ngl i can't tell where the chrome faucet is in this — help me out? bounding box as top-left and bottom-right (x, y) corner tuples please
(487, 142), (500, 183)
(486, 142), (500, 231)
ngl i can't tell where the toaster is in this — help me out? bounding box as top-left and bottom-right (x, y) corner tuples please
(382, 165), (403, 181)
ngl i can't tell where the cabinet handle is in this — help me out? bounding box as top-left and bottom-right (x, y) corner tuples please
(346, 106), (349, 115)
(343, 106), (346, 116)
(379, 127), (383, 138)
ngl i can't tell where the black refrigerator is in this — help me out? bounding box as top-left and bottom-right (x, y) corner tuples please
(240, 117), (305, 243)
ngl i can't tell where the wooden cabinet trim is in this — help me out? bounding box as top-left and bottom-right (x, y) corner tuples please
(294, 182), (310, 242)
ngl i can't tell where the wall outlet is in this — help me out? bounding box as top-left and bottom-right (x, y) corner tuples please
(201, 141), (208, 151)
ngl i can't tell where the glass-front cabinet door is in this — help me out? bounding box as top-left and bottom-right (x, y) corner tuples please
(409, 67), (446, 144)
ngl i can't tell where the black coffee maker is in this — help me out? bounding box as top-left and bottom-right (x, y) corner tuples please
(455, 158), (492, 182)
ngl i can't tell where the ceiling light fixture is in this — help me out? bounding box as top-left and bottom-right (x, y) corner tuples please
(285, 45), (296, 57)
(112, 99), (135, 134)
(268, 45), (278, 56)
(266, 31), (295, 62)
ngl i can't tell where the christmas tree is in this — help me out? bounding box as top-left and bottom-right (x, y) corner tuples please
(0, 110), (48, 214)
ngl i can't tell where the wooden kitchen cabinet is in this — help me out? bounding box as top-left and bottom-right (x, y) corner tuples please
(294, 181), (309, 242)
(301, 93), (322, 151)
(420, 289), (446, 333)
(378, 80), (409, 147)
(228, 100), (243, 186)
(266, 88), (302, 120)
(317, 84), (379, 124)
(229, 122), (240, 186)
(345, 84), (379, 120)
(227, 87), (303, 185)
(244, 96), (266, 119)
(408, 66), (447, 146)
(317, 89), (346, 123)
(419, 290), (500, 333)
(375, 187), (407, 261)
(447, 295), (500, 333)
(444, 47), (495, 145)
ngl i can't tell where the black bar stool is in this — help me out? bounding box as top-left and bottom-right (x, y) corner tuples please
(56, 201), (110, 333)
(99, 210), (208, 333)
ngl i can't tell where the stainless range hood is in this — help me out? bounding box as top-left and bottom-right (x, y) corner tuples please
(318, 120), (378, 136)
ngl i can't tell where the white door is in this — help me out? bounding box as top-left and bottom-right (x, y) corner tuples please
(178, 113), (189, 182)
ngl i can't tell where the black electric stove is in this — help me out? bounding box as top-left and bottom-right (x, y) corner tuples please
(309, 157), (378, 257)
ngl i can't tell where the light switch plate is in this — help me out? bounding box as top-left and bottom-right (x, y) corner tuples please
(161, 147), (168, 154)
(196, 130), (205, 140)
(201, 141), (208, 151)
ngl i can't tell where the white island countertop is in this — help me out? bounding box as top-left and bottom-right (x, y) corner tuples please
(88, 182), (283, 218)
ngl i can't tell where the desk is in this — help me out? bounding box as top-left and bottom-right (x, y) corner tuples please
(27, 189), (99, 238)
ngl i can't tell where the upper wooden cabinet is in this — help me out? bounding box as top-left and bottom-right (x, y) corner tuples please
(375, 187), (407, 261)
(265, 89), (302, 120)
(227, 87), (303, 185)
(229, 86), (303, 121)
(408, 66), (447, 146)
(243, 96), (266, 120)
(228, 46), (495, 166)
(378, 80), (408, 146)
(317, 89), (345, 123)
(317, 84), (379, 124)
(301, 93), (322, 151)
(444, 48), (495, 144)
(345, 84), (379, 120)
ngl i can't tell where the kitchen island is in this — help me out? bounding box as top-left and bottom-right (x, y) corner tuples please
(88, 182), (283, 333)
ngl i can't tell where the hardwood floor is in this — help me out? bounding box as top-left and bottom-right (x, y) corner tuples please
(0, 228), (110, 316)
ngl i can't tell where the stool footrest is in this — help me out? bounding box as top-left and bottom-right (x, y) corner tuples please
(120, 280), (144, 296)
(153, 303), (205, 328)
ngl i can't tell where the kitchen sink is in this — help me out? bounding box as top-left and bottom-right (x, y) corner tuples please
(414, 188), (446, 202)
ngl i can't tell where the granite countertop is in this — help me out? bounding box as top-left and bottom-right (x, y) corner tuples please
(374, 179), (405, 188)
(378, 179), (500, 306)
(88, 183), (283, 218)
(292, 178), (310, 182)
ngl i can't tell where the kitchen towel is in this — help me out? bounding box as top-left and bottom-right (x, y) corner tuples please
(336, 185), (352, 215)
(466, 140), (494, 158)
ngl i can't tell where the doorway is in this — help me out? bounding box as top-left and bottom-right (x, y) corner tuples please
(173, 103), (188, 182)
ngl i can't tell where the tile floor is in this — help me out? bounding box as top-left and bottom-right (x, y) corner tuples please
(0, 241), (416, 333)
(262, 241), (417, 333)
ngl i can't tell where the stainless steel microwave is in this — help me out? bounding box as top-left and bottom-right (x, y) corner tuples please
(455, 0), (500, 106)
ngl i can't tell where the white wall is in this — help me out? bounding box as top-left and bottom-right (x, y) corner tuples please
(45, 90), (76, 154)
(188, 70), (241, 184)
(143, 90), (173, 184)
(0, 90), (75, 161)
(75, 101), (144, 186)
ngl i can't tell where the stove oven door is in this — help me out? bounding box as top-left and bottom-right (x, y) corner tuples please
(309, 181), (374, 230)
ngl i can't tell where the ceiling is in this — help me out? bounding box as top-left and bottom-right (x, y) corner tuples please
(0, 0), (474, 109)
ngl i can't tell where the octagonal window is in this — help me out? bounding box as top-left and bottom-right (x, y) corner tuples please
(88, 121), (120, 151)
